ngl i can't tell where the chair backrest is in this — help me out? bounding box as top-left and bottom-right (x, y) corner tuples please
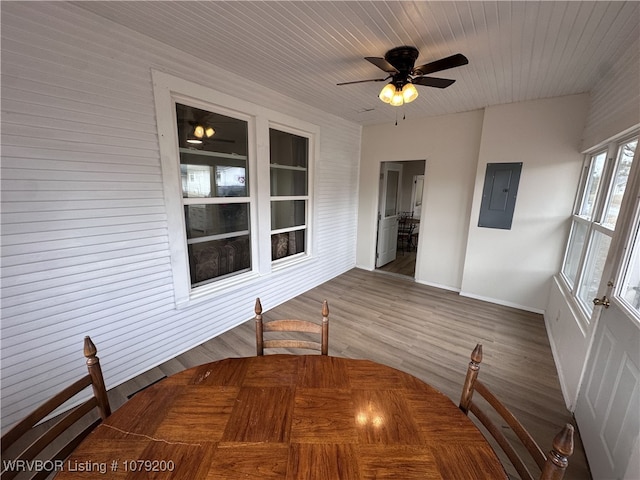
(1, 336), (111, 480)
(459, 344), (574, 480)
(254, 297), (329, 356)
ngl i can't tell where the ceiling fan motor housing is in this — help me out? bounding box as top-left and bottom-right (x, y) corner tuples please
(385, 46), (419, 86)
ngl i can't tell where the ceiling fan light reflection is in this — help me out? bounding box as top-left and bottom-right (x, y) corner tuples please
(205, 127), (215, 138)
(187, 138), (203, 144)
(193, 125), (205, 139)
(378, 83), (395, 104)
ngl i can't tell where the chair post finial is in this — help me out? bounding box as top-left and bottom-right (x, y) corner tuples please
(321, 300), (329, 355)
(255, 298), (264, 356)
(459, 343), (483, 413)
(541, 423), (574, 479)
(84, 336), (111, 418)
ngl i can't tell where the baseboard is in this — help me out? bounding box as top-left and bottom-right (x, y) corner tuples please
(414, 279), (461, 293)
(459, 291), (545, 314)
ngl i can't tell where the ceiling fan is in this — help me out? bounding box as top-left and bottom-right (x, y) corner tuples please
(337, 46), (468, 106)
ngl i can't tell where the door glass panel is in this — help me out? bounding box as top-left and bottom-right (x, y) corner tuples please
(385, 170), (399, 217)
(602, 139), (637, 229)
(578, 230), (612, 314)
(579, 152), (607, 219)
(563, 220), (588, 287)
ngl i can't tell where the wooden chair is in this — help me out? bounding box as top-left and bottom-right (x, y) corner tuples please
(254, 297), (329, 355)
(459, 344), (574, 480)
(1, 336), (111, 480)
(397, 214), (416, 254)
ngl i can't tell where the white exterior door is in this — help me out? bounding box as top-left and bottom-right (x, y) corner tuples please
(376, 163), (402, 268)
(574, 143), (640, 480)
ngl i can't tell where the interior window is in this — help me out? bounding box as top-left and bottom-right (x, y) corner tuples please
(175, 103), (251, 286)
(269, 128), (309, 262)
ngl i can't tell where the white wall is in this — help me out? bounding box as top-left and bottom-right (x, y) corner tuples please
(545, 34), (640, 409)
(0, 2), (361, 429)
(358, 94), (588, 311)
(357, 110), (484, 290)
(460, 94), (589, 312)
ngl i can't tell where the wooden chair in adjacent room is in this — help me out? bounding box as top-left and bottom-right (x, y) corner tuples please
(397, 212), (416, 254)
(1, 336), (111, 480)
(254, 297), (329, 355)
(459, 343), (575, 480)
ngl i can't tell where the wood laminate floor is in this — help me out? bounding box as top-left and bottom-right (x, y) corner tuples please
(377, 249), (416, 277)
(105, 267), (591, 480)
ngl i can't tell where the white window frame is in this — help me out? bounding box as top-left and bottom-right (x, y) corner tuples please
(269, 122), (313, 268)
(152, 71), (317, 307)
(560, 132), (638, 328)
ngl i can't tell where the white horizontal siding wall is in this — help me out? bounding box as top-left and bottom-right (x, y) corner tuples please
(0, 2), (361, 429)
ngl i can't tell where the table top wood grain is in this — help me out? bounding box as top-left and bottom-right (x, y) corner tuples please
(55, 355), (507, 479)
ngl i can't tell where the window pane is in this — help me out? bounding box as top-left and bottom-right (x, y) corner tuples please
(577, 230), (612, 315)
(562, 220), (588, 287)
(176, 103), (248, 198)
(180, 159), (247, 198)
(270, 129), (308, 168)
(271, 167), (307, 196)
(184, 204), (249, 239)
(188, 235), (250, 285)
(385, 170), (399, 217)
(620, 220), (640, 314)
(603, 139), (637, 229)
(271, 230), (305, 261)
(271, 200), (305, 230)
(579, 152), (607, 219)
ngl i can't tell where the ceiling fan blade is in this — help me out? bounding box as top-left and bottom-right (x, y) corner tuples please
(412, 76), (456, 88)
(337, 77), (388, 86)
(412, 53), (468, 76)
(365, 56), (399, 73)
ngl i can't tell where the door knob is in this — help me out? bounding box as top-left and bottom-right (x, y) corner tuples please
(592, 296), (610, 308)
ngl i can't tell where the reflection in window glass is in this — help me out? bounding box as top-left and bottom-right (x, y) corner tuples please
(563, 221), (588, 287)
(620, 219), (640, 314)
(271, 231), (305, 260)
(577, 231), (612, 315)
(184, 204), (249, 239)
(271, 200), (306, 230)
(579, 152), (606, 219)
(603, 139), (637, 229)
(188, 235), (251, 285)
(176, 102), (251, 286)
(269, 128), (309, 261)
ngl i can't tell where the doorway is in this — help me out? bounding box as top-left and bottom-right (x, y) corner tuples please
(375, 159), (425, 278)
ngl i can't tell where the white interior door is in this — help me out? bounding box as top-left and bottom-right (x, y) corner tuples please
(574, 144), (640, 480)
(376, 163), (402, 268)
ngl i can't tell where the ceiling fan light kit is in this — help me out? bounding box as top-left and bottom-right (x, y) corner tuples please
(339, 46), (468, 108)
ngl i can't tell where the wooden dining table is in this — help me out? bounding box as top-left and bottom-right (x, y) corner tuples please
(55, 355), (507, 479)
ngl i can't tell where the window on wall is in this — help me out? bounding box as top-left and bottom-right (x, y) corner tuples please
(619, 209), (640, 317)
(269, 128), (309, 262)
(561, 135), (637, 320)
(152, 71), (318, 305)
(175, 103), (251, 287)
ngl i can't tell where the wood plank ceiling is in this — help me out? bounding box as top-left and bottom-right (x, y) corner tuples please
(74, 1), (639, 126)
